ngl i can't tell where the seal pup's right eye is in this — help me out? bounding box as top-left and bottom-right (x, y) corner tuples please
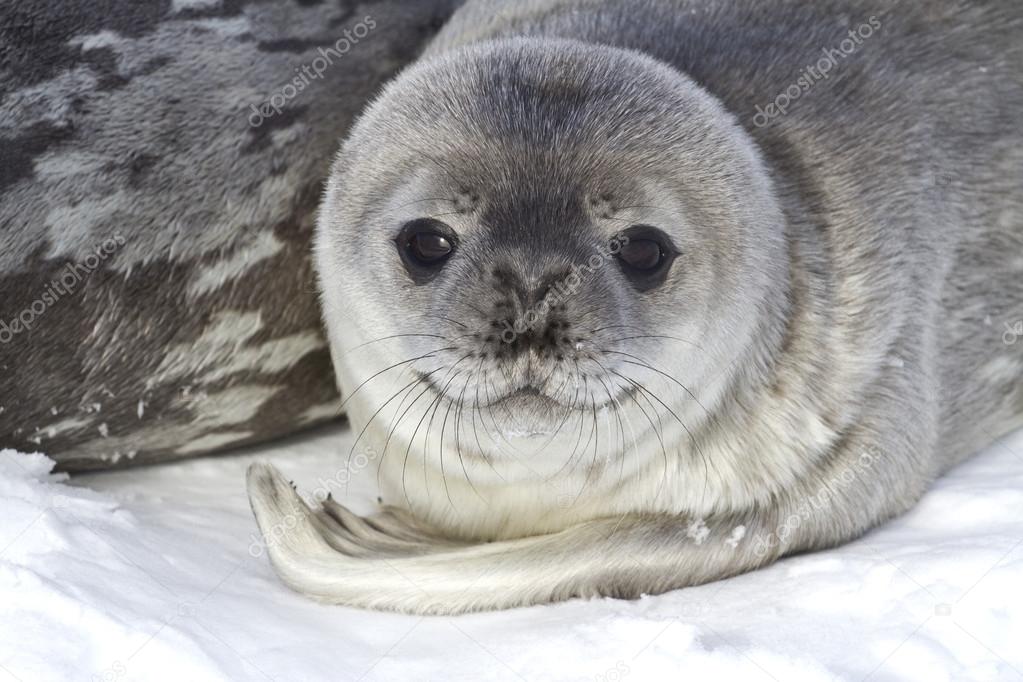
(395, 218), (457, 282)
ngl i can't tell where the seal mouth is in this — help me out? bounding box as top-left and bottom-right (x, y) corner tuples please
(415, 371), (629, 413)
(490, 385), (561, 411)
(500, 385), (545, 401)
(420, 373), (571, 410)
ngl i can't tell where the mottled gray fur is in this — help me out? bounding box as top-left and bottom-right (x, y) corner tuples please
(0, 0), (460, 469)
(248, 0), (1023, 613)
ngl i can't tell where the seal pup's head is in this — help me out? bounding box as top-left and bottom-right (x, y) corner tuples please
(315, 38), (787, 536)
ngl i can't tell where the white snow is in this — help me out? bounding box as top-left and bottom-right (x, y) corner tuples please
(1, 426), (1022, 681)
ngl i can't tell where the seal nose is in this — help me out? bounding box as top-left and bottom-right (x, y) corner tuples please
(486, 265), (575, 359)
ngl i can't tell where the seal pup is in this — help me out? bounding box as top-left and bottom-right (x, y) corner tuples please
(247, 0), (1023, 614)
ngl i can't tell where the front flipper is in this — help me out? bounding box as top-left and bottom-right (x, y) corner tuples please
(315, 497), (467, 557)
(246, 462), (782, 614)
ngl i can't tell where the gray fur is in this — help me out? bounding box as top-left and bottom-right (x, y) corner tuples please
(0, 0), (460, 469)
(248, 0), (1023, 613)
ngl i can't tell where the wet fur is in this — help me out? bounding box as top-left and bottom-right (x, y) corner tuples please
(248, 0), (1023, 614)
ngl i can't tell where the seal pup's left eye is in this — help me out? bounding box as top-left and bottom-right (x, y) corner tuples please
(613, 225), (678, 291)
(395, 218), (457, 283)
(618, 239), (664, 270)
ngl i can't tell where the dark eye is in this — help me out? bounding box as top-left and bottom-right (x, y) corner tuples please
(612, 225), (678, 290)
(618, 239), (664, 270)
(408, 231), (452, 264)
(395, 218), (457, 283)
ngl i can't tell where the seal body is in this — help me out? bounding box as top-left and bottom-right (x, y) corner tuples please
(0, 0), (459, 469)
(248, 0), (1023, 613)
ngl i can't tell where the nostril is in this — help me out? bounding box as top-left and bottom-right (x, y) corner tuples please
(481, 266), (579, 355)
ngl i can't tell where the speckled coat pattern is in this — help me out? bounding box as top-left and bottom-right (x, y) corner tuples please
(0, 0), (460, 470)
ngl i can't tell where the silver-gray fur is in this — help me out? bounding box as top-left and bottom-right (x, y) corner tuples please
(248, 0), (1023, 614)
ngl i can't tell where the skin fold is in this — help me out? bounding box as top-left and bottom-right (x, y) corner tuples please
(247, 0), (1023, 614)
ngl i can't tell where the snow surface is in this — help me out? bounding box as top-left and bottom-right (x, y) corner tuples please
(2, 425), (1022, 682)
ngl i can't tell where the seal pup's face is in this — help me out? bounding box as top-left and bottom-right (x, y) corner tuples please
(316, 39), (786, 530)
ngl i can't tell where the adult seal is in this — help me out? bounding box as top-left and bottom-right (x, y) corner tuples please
(247, 0), (1023, 614)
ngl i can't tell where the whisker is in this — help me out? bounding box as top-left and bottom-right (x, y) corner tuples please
(470, 359), (489, 465)
(390, 196), (457, 211)
(425, 210), (470, 221)
(591, 370), (627, 462)
(336, 348), (454, 416)
(403, 371), (462, 510)
(467, 362), (506, 479)
(533, 373), (578, 451)
(410, 387), (448, 508)
(369, 367), (446, 495)
(585, 358), (639, 486)
(416, 354), (476, 507)
(475, 371), (504, 446)
(588, 323), (651, 335)
(438, 382), (458, 510)
(338, 334), (449, 358)
(610, 370), (696, 447)
(610, 203), (678, 215)
(420, 313), (469, 330)
(610, 369), (710, 502)
(484, 371), (521, 432)
(551, 374), (592, 479)
(567, 396), (601, 507)
(383, 380), (438, 509)
(453, 374), (487, 504)
(482, 374), (521, 453)
(587, 360), (669, 501)
(346, 374), (424, 496)
(603, 333), (705, 352)
(601, 350), (711, 416)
